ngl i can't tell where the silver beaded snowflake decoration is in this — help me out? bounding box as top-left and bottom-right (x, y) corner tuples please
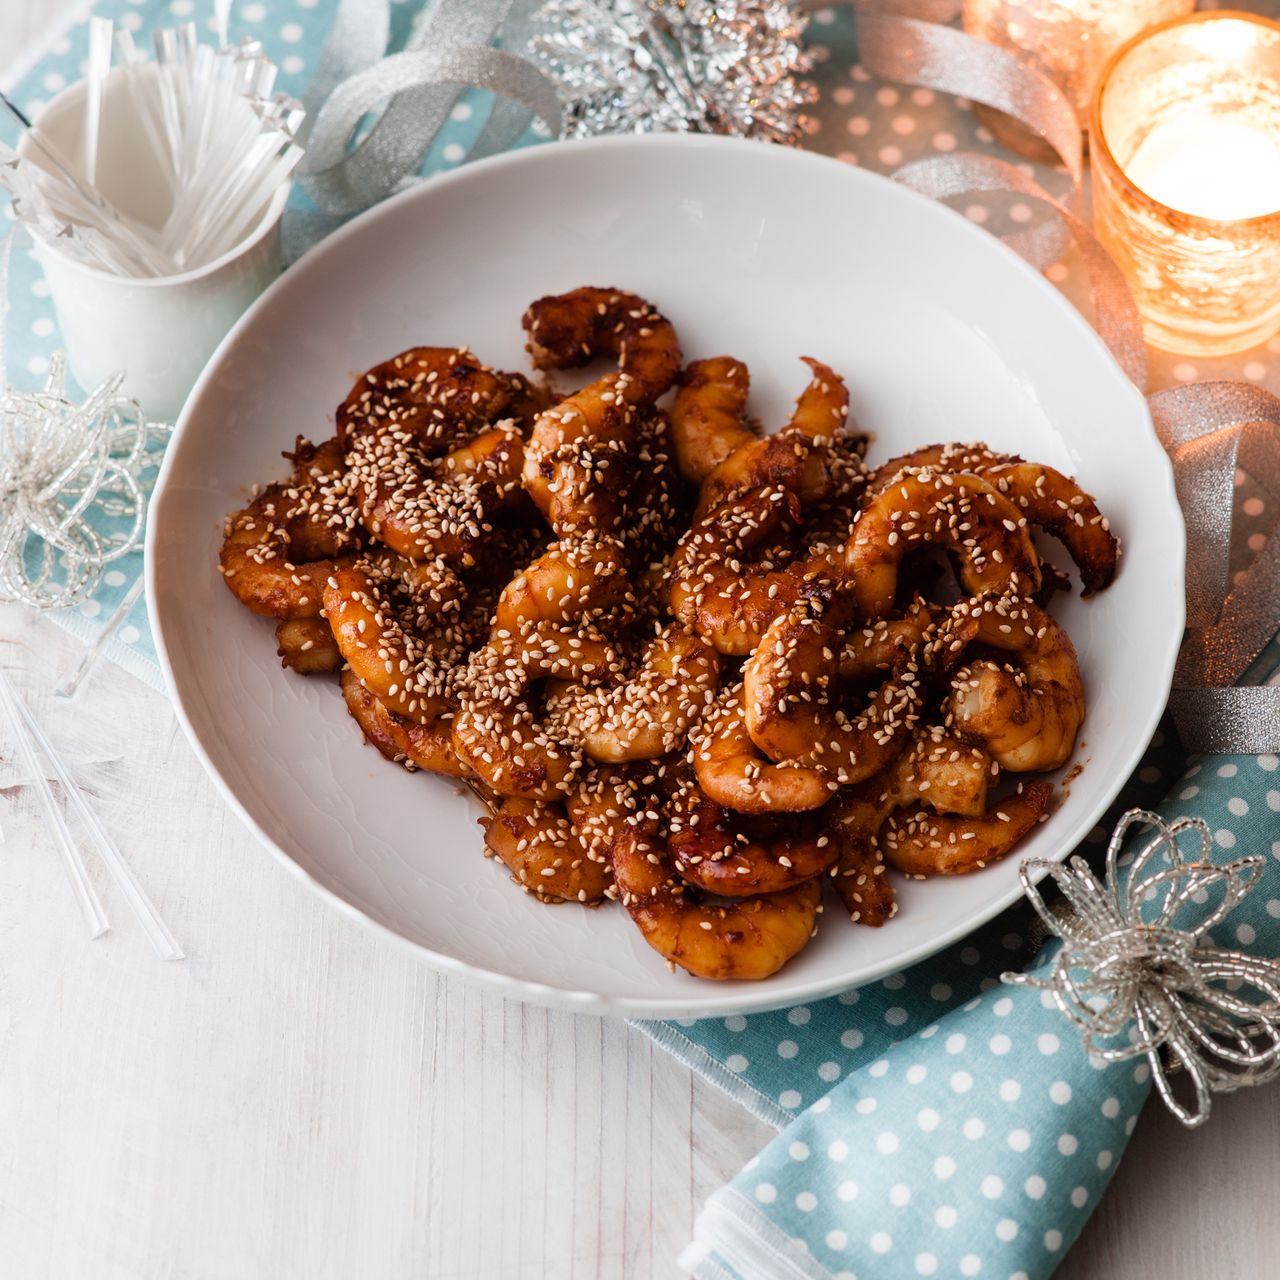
(528, 0), (818, 144)
(1006, 810), (1280, 1128)
(0, 354), (168, 609)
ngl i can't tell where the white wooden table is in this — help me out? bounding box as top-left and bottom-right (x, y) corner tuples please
(2, 7), (1276, 1278)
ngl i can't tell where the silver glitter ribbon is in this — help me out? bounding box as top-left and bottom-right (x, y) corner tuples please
(298, 0), (561, 218)
(1007, 810), (1280, 1127)
(0, 351), (165, 609)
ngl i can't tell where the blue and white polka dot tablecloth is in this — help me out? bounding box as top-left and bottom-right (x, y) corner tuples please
(3, 6), (1278, 1278)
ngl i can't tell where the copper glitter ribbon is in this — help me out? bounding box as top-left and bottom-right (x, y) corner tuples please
(1148, 384), (1280, 752)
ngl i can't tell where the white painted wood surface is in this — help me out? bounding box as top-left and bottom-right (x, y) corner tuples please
(1, 5), (1276, 1278)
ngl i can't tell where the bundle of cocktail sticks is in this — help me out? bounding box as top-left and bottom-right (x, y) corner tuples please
(0, 16), (302, 278)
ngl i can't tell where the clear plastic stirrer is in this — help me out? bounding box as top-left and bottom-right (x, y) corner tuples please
(0, 667), (109, 938)
(14, 691), (184, 960)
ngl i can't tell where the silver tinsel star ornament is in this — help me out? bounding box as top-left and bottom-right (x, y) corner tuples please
(1007, 810), (1280, 1127)
(0, 354), (168, 609)
(528, 0), (818, 145)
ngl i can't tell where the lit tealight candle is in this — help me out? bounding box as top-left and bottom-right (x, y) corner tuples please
(1090, 13), (1280, 356)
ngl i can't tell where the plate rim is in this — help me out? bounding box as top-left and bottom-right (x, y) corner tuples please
(146, 132), (1186, 1017)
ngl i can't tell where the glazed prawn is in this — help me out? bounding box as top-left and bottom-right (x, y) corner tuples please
(549, 623), (722, 763)
(845, 468), (1042, 618)
(669, 357), (755, 483)
(341, 667), (471, 778)
(480, 796), (614, 903)
(827, 791), (898, 927)
(612, 813), (822, 981)
(667, 779), (837, 896)
(691, 684), (834, 814)
(522, 286), (682, 405)
(337, 345), (521, 444)
(521, 288), (681, 534)
(492, 534), (631, 637)
(219, 436), (361, 619)
(322, 554), (467, 723)
(694, 358), (850, 519)
(946, 595), (1085, 772)
(742, 596), (922, 785)
(880, 781), (1053, 876)
(828, 723), (1049, 878)
(348, 413), (525, 565)
(452, 537), (632, 799)
(869, 444), (1118, 595)
(275, 617), (342, 675)
(669, 487), (821, 656)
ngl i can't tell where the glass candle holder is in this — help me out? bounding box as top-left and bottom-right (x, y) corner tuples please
(1090, 13), (1280, 357)
(962, 0), (1195, 160)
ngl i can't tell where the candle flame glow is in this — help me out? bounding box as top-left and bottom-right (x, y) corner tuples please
(1126, 114), (1280, 221)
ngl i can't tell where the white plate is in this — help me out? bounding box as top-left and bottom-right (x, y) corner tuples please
(148, 135), (1184, 1017)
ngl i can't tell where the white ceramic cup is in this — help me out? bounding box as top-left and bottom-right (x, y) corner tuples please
(18, 68), (290, 421)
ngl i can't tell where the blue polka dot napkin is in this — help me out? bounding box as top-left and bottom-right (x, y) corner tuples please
(635, 644), (1280, 1280)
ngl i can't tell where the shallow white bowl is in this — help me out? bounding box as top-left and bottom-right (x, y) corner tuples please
(148, 135), (1184, 1017)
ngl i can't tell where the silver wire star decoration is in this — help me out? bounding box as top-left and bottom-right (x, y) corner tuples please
(1006, 809), (1280, 1127)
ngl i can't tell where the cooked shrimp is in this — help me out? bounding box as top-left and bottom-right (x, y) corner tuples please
(492, 535), (630, 636)
(322, 555), (467, 723)
(845, 468), (1042, 618)
(563, 767), (644, 867)
(611, 408), (692, 569)
(219, 437), (361, 618)
(522, 286), (682, 405)
(866, 442), (1003, 494)
(980, 462), (1118, 595)
(691, 684), (834, 814)
(669, 487), (822, 656)
(275, 617), (342, 675)
(453, 538), (632, 799)
(452, 686), (585, 800)
(612, 814), (821, 981)
(945, 595), (1085, 772)
(668, 780), (837, 896)
(880, 781), (1053, 876)
(348, 415), (524, 565)
(827, 791), (898, 926)
(837, 600), (936, 680)
(549, 624), (722, 763)
(669, 357), (755, 482)
(480, 796), (613, 903)
(695, 357), (849, 518)
(337, 345), (518, 445)
(340, 667), (471, 777)
(869, 444), (1119, 595)
(742, 597), (922, 785)
(521, 387), (640, 535)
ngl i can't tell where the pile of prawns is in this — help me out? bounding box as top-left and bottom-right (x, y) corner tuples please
(218, 286), (1117, 983)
